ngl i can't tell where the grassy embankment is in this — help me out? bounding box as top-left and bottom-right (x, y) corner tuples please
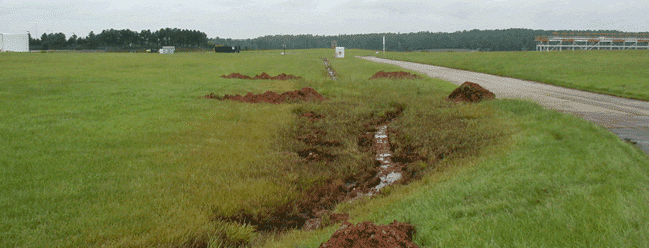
(2, 49), (649, 247)
(260, 50), (649, 247)
(379, 50), (649, 101)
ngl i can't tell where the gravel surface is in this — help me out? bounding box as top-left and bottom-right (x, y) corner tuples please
(358, 56), (649, 154)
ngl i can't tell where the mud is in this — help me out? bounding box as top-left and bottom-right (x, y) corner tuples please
(447, 81), (495, 103)
(221, 72), (302, 80)
(319, 220), (419, 248)
(205, 87), (325, 104)
(369, 71), (422, 80)
(299, 111), (326, 122)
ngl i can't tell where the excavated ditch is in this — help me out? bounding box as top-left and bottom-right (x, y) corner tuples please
(213, 105), (417, 236)
(208, 79), (495, 247)
(322, 58), (338, 80)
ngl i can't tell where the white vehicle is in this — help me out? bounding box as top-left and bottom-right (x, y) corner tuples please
(0, 33), (29, 52)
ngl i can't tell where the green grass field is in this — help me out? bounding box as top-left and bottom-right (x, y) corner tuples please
(2, 49), (649, 247)
(379, 50), (649, 101)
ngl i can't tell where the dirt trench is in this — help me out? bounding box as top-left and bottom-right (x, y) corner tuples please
(322, 58), (338, 80)
(213, 105), (419, 237)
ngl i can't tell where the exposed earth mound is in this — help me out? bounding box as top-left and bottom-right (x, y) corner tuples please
(220, 73), (252, 79)
(369, 71), (422, 80)
(447, 81), (495, 103)
(205, 87), (325, 104)
(221, 72), (302, 80)
(319, 220), (419, 248)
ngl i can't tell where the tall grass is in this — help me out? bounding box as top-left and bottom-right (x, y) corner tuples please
(380, 50), (649, 101)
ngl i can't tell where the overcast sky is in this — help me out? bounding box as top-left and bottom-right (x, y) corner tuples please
(2, 0), (648, 39)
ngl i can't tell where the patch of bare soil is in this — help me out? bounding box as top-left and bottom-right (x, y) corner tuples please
(319, 220), (419, 248)
(369, 71), (422, 80)
(447, 81), (495, 103)
(204, 87), (325, 104)
(221, 72), (302, 80)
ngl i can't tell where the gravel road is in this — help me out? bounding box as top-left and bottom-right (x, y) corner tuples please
(358, 56), (649, 155)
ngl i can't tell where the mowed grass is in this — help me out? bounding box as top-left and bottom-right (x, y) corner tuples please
(0, 50), (331, 246)
(258, 51), (649, 247)
(380, 50), (649, 101)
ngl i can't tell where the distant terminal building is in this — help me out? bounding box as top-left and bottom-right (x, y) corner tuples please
(536, 32), (649, 51)
(214, 45), (240, 53)
(0, 33), (29, 52)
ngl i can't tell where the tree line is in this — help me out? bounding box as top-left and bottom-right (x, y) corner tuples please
(29, 28), (209, 51)
(214, 28), (647, 52)
(29, 28), (647, 52)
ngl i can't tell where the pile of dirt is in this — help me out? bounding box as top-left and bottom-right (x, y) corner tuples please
(447, 81), (495, 103)
(205, 87), (325, 104)
(319, 220), (419, 248)
(221, 72), (302, 80)
(221, 73), (252, 79)
(369, 71), (422, 80)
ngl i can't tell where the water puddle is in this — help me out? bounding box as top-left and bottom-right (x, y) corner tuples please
(370, 125), (402, 195)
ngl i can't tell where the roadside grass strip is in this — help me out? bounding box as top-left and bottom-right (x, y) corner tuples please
(380, 50), (649, 101)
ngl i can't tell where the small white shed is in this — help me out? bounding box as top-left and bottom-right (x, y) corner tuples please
(335, 47), (345, 58)
(0, 33), (29, 52)
(159, 46), (175, 54)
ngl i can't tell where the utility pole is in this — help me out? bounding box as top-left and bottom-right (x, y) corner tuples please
(383, 36), (385, 56)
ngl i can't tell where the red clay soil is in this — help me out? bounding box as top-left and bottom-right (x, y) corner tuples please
(221, 73), (253, 79)
(205, 87), (325, 104)
(369, 71), (422, 80)
(319, 220), (419, 248)
(447, 81), (495, 103)
(221, 72), (302, 80)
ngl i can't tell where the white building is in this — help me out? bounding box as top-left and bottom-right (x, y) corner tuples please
(335, 47), (345, 58)
(159, 46), (175, 54)
(0, 33), (29, 52)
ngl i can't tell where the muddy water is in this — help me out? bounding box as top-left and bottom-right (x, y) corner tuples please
(370, 125), (402, 195)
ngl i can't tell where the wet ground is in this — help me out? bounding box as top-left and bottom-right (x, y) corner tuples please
(359, 56), (649, 155)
